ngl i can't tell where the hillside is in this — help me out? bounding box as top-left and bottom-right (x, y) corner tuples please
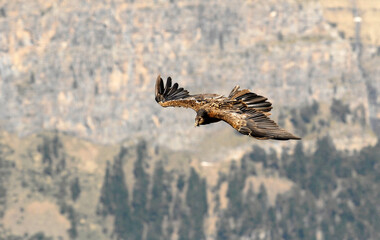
(1, 132), (379, 239)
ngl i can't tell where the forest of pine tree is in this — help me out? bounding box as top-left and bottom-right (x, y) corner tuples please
(97, 141), (208, 240)
(95, 136), (380, 240)
(2, 134), (379, 240)
(215, 136), (380, 240)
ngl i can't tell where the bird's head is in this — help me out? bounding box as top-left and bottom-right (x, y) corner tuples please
(195, 109), (207, 127)
(195, 116), (204, 127)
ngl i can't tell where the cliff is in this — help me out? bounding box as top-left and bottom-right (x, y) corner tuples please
(0, 0), (378, 150)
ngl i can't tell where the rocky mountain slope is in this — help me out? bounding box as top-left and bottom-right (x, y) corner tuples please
(0, 0), (378, 149)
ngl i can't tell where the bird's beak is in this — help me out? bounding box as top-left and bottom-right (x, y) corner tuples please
(194, 120), (199, 127)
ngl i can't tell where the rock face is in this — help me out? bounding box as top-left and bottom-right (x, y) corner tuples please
(0, 0), (379, 149)
(320, 0), (380, 139)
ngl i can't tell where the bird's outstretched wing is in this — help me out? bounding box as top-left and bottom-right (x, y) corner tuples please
(206, 85), (300, 140)
(209, 107), (300, 140)
(227, 85), (273, 113)
(155, 75), (218, 111)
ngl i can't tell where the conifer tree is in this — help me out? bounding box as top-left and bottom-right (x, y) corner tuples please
(98, 148), (133, 239)
(70, 177), (81, 202)
(185, 168), (208, 240)
(147, 161), (171, 239)
(131, 141), (149, 238)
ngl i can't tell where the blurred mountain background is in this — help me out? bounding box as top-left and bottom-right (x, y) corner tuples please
(0, 0), (379, 239)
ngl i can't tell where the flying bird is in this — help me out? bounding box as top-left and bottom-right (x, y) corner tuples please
(155, 75), (300, 140)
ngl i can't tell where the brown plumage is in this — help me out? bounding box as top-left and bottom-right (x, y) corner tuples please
(155, 75), (301, 140)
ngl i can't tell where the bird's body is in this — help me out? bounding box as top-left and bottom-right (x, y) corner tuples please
(155, 75), (301, 140)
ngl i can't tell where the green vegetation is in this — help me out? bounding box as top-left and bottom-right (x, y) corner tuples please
(37, 134), (66, 175)
(33, 135), (81, 240)
(94, 137), (380, 239)
(146, 161), (171, 240)
(0, 143), (13, 219)
(2, 134), (379, 239)
(97, 147), (134, 239)
(97, 142), (208, 240)
(5, 232), (54, 240)
(181, 168), (208, 240)
(61, 204), (77, 239)
(70, 177), (81, 202)
(216, 137), (380, 239)
(290, 101), (320, 135)
(330, 98), (350, 123)
(131, 141), (149, 238)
